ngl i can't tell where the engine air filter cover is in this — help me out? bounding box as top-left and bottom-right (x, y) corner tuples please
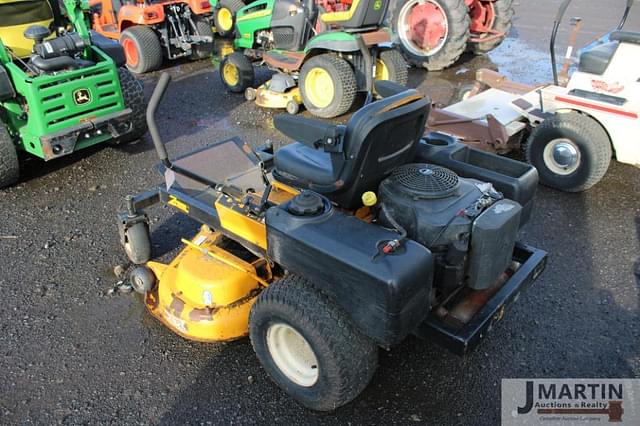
(391, 164), (459, 199)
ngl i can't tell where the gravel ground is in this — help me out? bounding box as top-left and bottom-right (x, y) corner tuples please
(1, 1), (639, 424)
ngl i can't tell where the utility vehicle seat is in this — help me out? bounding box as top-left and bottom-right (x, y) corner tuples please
(579, 41), (619, 75)
(273, 89), (431, 209)
(320, 0), (388, 29)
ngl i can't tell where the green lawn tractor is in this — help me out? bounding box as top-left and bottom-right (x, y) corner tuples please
(218, 0), (409, 118)
(0, 0), (147, 188)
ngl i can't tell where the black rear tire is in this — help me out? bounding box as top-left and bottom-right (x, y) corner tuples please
(113, 68), (147, 145)
(120, 26), (163, 74)
(190, 16), (215, 59)
(214, 0), (245, 37)
(525, 112), (612, 192)
(390, 0), (470, 71)
(220, 52), (254, 93)
(468, 0), (514, 54)
(249, 275), (378, 411)
(300, 54), (357, 118)
(376, 49), (408, 86)
(0, 123), (18, 189)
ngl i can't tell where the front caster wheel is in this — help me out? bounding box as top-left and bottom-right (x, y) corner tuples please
(123, 221), (151, 265)
(249, 275), (378, 411)
(286, 100), (299, 115)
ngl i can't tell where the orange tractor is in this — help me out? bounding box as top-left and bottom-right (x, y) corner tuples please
(89, 0), (214, 73)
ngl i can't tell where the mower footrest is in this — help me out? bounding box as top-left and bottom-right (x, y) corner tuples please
(414, 243), (547, 355)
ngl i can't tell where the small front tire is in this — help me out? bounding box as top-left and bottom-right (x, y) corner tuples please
(249, 275), (378, 411)
(525, 112), (612, 192)
(220, 52), (254, 93)
(190, 16), (215, 60)
(123, 221), (152, 265)
(286, 100), (299, 115)
(299, 54), (357, 118)
(376, 49), (408, 86)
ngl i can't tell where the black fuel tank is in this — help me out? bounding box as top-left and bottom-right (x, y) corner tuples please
(266, 194), (434, 346)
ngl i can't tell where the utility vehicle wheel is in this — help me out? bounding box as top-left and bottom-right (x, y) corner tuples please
(214, 0), (244, 37)
(190, 16), (215, 59)
(300, 54), (357, 118)
(468, 0), (514, 54)
(123, 221), (152, 264)
(120, 26), (163, 74)
(114, 68), (147, 145)
(0, 124), (19, 189)
(375, 49), (408, 86)
(525, 112), (612, 192)
(390, 0), (470, 71)
(249, 275), (378, 411)
(220, 52), (254, 93)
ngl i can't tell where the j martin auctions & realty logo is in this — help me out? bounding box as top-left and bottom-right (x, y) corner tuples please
(502, 379), (639, 425)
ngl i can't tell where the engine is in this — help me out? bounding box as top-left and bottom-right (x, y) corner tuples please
(377, 164), (522, 298)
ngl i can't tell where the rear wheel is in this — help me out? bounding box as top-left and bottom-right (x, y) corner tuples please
(249, 275), (378, 411)
(376, 49), (408, 86)
(220, 52), (254, 93)
(190, 16), (215, 59)
(468, 0), (514, 54)
(0, 123), (18, 189)
(120, 26), (163, 74)
(300, 54), (356, 118)
(114, 68), (147, 145)
(525, 112), (612, 192)
(390, 0), (470, 71)
(214, 0), (245, 37)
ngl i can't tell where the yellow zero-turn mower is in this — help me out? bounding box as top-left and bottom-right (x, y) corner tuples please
(118, 74), (547, 411)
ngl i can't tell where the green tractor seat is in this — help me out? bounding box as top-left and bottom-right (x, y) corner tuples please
(273, 88), (431, 209)
(319, 0), (388, 30)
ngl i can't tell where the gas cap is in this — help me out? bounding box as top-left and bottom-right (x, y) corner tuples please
(287, 191), (325, 216)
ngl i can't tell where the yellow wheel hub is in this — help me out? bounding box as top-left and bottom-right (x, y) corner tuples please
(223, 62), (240, 86)
(375, 59), (390, 80)
(304, 68), (335, 108)
(218, 7), (234, 31)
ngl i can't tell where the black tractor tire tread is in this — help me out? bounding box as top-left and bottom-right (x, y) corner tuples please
(0, 124), (18, 189)
(114, 67), (147, 145)
(215, 0), (245, 37)
(190, 16), (215, 59)
(120, 26), (163, 74)
(249, 275), (378, 411)
(468, 0), (514, 54)
(390, 0), (470, 71)
(220, 52), (255, 93)
(300, 54), (357, 118)
(378, 49), (408, 86)
(525, 111), (612, 192)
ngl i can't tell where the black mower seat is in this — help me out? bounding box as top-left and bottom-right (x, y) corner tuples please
(579, 41), (618, 75)
(273, 89), (431, 209)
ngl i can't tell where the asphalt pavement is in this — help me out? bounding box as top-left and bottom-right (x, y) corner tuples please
(1, 1), (639, 424)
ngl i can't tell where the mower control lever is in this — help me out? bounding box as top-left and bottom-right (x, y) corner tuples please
(147, 73), (172, 165)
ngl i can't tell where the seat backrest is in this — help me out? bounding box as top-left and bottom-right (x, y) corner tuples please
(330, 90), (431, 209)
(320, 0), (388, 29)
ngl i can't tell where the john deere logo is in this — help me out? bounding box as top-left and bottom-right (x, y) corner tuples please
(73, 89), (91, 105)
(373, 0), (382, 10)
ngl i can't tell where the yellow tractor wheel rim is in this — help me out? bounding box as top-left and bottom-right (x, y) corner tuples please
(218, 7), (234, 31)
(304, 68), (335, 108)
(223, 62), (240, 86)
(375, 59), (390, 80)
